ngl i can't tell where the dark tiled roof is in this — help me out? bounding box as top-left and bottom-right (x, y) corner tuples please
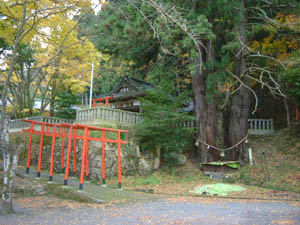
(108, 76), (153, 101)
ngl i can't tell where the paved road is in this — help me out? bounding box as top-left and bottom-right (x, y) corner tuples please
(1, 197), (299, 225)
(1, 162), (299, 224)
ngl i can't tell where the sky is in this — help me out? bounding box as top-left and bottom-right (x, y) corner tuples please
(91, 0), (102, 14)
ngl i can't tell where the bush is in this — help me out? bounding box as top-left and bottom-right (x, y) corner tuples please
(55, 89), (79, 119)
(135, 86), (195, 165)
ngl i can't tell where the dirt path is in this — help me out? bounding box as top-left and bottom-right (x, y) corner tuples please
(1, 195), (299, 225)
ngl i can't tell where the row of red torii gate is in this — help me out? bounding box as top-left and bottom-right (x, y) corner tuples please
(23, 119), (128, 190)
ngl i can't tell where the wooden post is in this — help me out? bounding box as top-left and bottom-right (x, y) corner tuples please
(261, 152), (270, 183)
(26, 122), (34, 174)
(101, 131), (106, 186)
(49, 125), (56, 182)
(79, 127), (88, 190)
(117, 131), (122, 189)
(64, 127), (73, 186)
(85, 140), (89, 180)
(37, 124), (45, 177)
(73, 129), (77, 172)
(61, 128), (65, 170)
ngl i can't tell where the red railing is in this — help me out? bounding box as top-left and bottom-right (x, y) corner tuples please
(92, 96), (113, 108)
(23, 119), (128, 190)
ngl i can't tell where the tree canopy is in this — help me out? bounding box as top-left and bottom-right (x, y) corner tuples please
(83, 0), (300, 164)
(0, 0), (103, 213)
(0, 0), (102, 117)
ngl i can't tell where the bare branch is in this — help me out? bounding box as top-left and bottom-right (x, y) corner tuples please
(249, 7), (300, 32)
(126, 0), (208, 74)
(225, 70), (258, 114)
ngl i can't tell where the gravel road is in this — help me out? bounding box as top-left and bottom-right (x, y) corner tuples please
(1, 196), (299, 225)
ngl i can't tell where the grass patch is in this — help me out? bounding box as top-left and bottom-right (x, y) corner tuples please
(103, 162), (214, 195)
(275, 124), (300, 157)
(225, 125), (300, 194)
(46, 183), (91, 203)
(131, 174), (162, 186)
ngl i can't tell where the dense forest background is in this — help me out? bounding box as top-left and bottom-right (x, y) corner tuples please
(77, 0), (300, 164)
(1, 0), (300, 164)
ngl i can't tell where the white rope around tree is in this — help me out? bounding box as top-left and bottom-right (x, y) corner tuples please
(195, 135), (248, 157)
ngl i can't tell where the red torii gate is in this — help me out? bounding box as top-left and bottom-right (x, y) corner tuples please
(92, 95), (113, 108)
(23, 119), (128, 190)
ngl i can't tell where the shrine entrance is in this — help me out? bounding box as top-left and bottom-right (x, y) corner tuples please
(23, 119), (128, 190)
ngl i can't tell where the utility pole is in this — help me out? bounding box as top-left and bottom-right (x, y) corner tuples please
(89, 62), (94, 108)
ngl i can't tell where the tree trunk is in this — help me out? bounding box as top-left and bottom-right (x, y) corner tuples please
(193, 40), (221, 163)
(50, 59), (61, 117)
(1, 118), (19, 214)
(153, 146), (161, 170)
(50, 85), (56, 117)
(1, 0), (28, 214)
(229, 0), (251, 165)
(193, 0), (251, 165)
(229, 87), (250, 164)
(1, 149), (19, 214)
(283, 97), (290, 127)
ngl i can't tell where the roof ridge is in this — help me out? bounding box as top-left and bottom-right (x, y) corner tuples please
(129, 77), (152, 86)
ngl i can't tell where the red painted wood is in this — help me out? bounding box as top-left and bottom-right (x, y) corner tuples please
(73, 129), (77, 172)
(49, 125), (57, 177)
(61, 128), (65, 169)
(23, 119), (128, 189)
(26, 123), (34, 169)
(102, 131), (106, 180)
(91, 96), (113, 108)
(117, 131), (122, 184)
(37, 124), (45, 173)
(86, 141), (89, 177)
(64, 127), (73, 182)
(80, 127), (89, 185)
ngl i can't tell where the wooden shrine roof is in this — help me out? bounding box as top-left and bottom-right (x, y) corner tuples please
(104, 76), (153, 101)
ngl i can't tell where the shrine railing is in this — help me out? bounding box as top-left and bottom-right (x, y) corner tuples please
(177, 119), (274, 135)
(179, 119), (274, 135)
(76, 106), (143, 125)
(248, 119), (274, 135)
(9, 111), (274, 136)
(9, 116), (74, 130)
(178, 120), (195, 128)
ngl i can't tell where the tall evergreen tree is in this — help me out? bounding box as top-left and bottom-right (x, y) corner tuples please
(84, 0), (299, 165)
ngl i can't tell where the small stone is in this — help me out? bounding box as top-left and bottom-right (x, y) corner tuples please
(138, 158), (152, 176)
(34, 187), (44, 194)
(176, 154), (187, 166)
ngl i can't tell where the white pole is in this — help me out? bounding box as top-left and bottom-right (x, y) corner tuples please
(89, 62), (94, 108)
(249, 148), (253, 165)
